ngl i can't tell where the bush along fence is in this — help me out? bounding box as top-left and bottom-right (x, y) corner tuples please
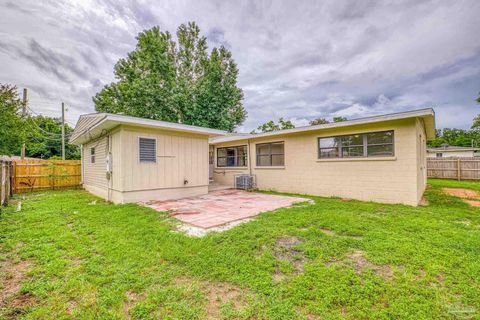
(427, 157), (480, 180)
(0, 158), (13, 206)
(12, 159), (81, 193)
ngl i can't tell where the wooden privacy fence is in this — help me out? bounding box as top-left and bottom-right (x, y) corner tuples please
(427, 157), (480, 180)
(13, 159), (82, 193)
(0, 159), (13, 205)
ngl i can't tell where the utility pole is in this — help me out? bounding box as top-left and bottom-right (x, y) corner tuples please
(21, 88), (27, 159)
(61, 102), (65, 160)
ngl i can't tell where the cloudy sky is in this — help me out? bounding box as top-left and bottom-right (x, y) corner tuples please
(1, 0), (479, 131)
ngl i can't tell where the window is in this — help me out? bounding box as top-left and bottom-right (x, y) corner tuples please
(139, 137), (156, 163)
(90, 147), (95, 163)
(217, 145), (247, 167)
(318, 131), (394, 159)
(256, 142), (284, 166)
(436, 153), (443, 158)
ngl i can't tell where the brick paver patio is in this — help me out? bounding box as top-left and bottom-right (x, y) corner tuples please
(144, 189), (309, 229)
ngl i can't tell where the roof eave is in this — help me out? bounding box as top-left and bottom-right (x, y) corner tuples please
(70, 114), (227, 145)
(210, 108), (436, 144)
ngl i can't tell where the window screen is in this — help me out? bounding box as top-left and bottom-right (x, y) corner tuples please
(318, 131), (394, 159)
(256, 142), (284, 166)
(139, 138), (156, 163)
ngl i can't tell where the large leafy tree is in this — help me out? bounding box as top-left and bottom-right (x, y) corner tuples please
(94, 22), (246, 132)
(94, 27), (178, 122)
(0, 84), (26, 156)
(252, 118), (295, 133)
(0, 83), (79, 159)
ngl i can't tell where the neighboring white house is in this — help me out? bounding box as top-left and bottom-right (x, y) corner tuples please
(427, 145), (479, 158)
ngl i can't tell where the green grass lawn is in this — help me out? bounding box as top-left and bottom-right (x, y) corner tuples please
(1, 179), (480, 319)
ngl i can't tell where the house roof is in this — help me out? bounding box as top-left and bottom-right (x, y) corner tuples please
(210, 108), (436, 144)
(427, 146), (479, 152)
(70, 113), (227, 145)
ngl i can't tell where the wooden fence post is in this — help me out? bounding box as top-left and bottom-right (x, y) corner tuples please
(9, 162), (13, 196)
(12, 161), (16, 194)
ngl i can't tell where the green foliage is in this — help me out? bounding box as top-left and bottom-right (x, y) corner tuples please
(471, 92), (480, 129)
(0, 84), (26, 156)
(252, 117), (295, 133)
(333, 116), (347, 122)
(26, 116), (80, 160)
(1, 179), (480, 318)
(309, 118), (330, 125)
(0, 83), (79, 159)
(427, 128), (480, 148)
(94, 22), (246, 132)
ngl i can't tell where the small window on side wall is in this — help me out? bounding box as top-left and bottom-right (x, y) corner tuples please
(139, 137), (156, 163)
(90, 147), (95, 163)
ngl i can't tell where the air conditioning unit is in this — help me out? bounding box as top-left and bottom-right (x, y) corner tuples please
(234, 174), (256, 190)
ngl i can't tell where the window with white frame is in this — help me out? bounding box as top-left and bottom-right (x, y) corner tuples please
(217, 145), (247, 167)
(139, 137), (156, 163)
(90, 147), (95, 163)
(318, 131), (394, 159)
(256, 142), (285, 166)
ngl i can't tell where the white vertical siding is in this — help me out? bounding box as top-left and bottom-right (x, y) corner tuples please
(83, 136), (108, 189)
(120, 127), (209, 192)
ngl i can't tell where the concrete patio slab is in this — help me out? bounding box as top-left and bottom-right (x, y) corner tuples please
(144, 189), (310, 230)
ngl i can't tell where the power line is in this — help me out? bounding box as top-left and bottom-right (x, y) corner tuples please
(24, 119), (72, 141)
(26, 117), (64, 137)
(27, 104), (77, 128)
(25, 106), (75, 138)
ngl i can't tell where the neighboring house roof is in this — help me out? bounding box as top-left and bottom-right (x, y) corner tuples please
(427, 146), (479, 152)
(210, 108), (436, 144)
(70, 113), (227, 145)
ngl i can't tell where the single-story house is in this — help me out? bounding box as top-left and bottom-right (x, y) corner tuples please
(71, 108), (435, 206)
(427, 145), (479, 158)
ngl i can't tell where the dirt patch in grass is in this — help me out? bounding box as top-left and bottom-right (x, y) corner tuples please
(174, 276), (250, 318)
(273, 236), (306, 282)
(441, 188), (480, 207)
(204, 282), (248, 318)
(442, 188), (479, 199)
(464, 199), (480, 207)
(419, 196), (429, 206)
(328, 250), (397, 280)
(0, 259), (37, 311)
(122, 290), (139, 320)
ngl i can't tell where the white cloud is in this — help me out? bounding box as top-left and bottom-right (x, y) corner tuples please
(0, 0), (479, 131)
